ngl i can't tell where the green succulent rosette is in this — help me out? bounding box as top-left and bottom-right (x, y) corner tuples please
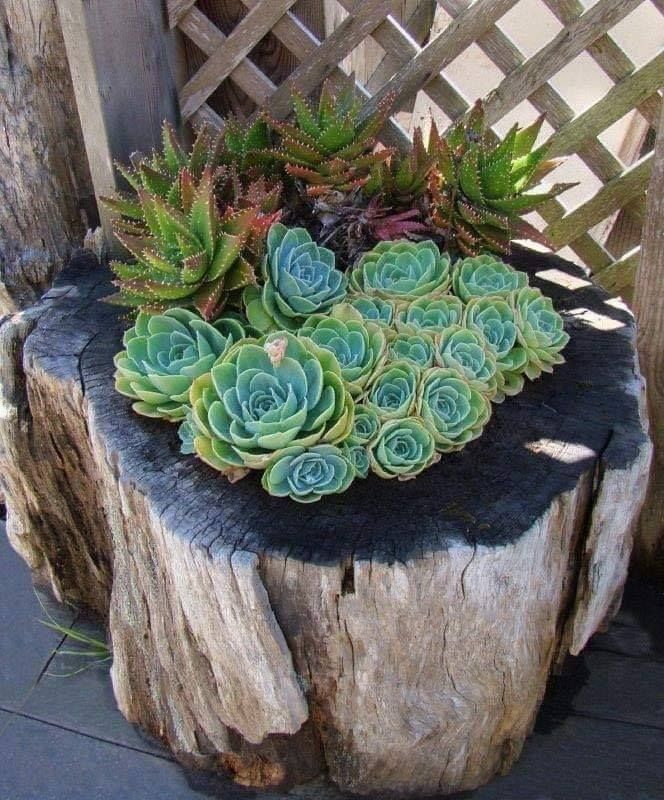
(262, 444), (355, 503)
(114, 308), (244, 421)
(348, 295), (395, 328)
(452, 254), (528, 303)
(417, 367), (492, 452)
(369, 418), (438, 480)
(349, 240), (451, 300)
(435, 325), (498, 397)
(244, 223), (347, 332)
(514, 286), (569, 379)
(340, 442), (370, 479)
(178, 410), (196, 454)
(365, 360), (420, 421)
(394, 294), (464, 335)
(346, 405), (381, 446)
(464, 295), (528, 399)
(297, 304), (386, 398)
(386, 332), (435, 369)
(189, 331), (354, 478)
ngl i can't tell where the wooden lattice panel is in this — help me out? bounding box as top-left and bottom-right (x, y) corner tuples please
(168, 0), (664, 292)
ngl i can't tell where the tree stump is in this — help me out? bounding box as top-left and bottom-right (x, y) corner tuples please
(0, 248), (652, 797)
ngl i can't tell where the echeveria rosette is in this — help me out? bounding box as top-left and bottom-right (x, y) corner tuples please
(514, 286), (569, 379)
(417, 367), (492, 452)
(365, 360), (420, 421)
(347, 405), (381, 446)
(178, 409), (196, 455)
(394, 294), (464, 335)
(297, 305), (386, 398)
(464, 295), (528, 399)
(452, 254), (528, 303)
(244, 223), (346, 332)
(340, 442), (370, 479)
(189, 331), (354, 478)
(262, 445), (355, 503)
(435, 325), (499, 398)
(348, 295), (395, 328)
(349, 240), (451, 300)
(387, 332), (435, 369)
(114, 308), (244, 421)
(369, 418), (439, 480)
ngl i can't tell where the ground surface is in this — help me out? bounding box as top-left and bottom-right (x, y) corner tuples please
(1, 518), (663, 800)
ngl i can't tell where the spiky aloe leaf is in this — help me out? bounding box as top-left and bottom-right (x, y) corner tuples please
(459, 146), (484, 202)
(481, 124), (517, 199)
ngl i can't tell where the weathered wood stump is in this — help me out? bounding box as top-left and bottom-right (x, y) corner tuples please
(0, 248), (652, 797)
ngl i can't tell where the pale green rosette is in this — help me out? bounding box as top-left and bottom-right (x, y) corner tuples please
(387, 332), (435, 369)
(452, 254), (528, 303)
(435, 325), (498, 398)
(114, 308), (244, 421)
(514, 286), (570, 379)
(365, 360), (420, 421)
(417, 367), (492, 452)
(464, 295), (528, 400)
(349, 240), (451, 299)
(340, 442), (370, 479)
(348, 295), (395, 327)
(189, 331), (354, 479)
(369, 418), (438, 480)
(262, 445), (355, 503)
(394, 294), (464, 335)
(346, 405), (381, 446)
(244, 223), (347, 332)
(298, 305), (386, 397)
(178, 410), (196, 455)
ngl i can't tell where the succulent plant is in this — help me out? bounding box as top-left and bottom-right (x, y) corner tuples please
(452, 254), (528, 304)
(514, 287), (569, 379)
(263, 78), (393, 196)
(417, 367), (492, 452)
(394, 294), (464, 335)
(428, 101), (575, 255)
(464, 295), (528, 398)
(340, 442), (370, 479)
(297, 305), (386, 397)
(435, 325), (499, 397)
(365, 360), (420, 421)
(386, 332), (435, 369)
(348, 295), (396, 328)
(349, 240), (451, 299)
(346, 405), (381, 446)
(114, 308), (244, 420)
(178, 410), (196, 454)
(369, 418), (438, 480)
(262, 444), (355, 502)
(189, 332), (353, 479)
(244, 224), (347, 332)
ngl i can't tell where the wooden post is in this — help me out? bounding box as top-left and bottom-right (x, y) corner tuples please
(55, 0), (183, 244)
(632, 101), (664, 578)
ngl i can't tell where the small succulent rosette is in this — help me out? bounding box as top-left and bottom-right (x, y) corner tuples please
(394, 294), (464, 335)
(417, 367), (492, 452)
(297, 304), (387, 398)
(514, 286), (570, 379)
(262, 445), (355, 502)
(435, 325), (499, 398)
(386, 331), (435, 369)
(188, 331), (354, 480)
(114, 308), (244, 420)
(369, 418), (439, 480)
(349, 240), (451, 299)
(244, 223), (347, 332)
(340, 442), (371, 479)
(348, 295), (396, 328)
(346, 405), (381, 447)
(365, 360), (420, 420)
(452, 254), (528, 303)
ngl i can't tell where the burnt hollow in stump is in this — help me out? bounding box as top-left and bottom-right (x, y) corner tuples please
(0, 248), (652, 797)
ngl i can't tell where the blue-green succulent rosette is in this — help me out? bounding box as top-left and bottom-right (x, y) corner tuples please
(114, 308), (244, 420)
(452, 254), (528, 303)
(348, 295), (396, 328)
(386, 332), (435, 369)
(188, 331), (354, 480)
(417, 367), (492, 452)
(369, 418), (439, 480)
(262, 444), (355, 502)
(297, 304), (386, 398)
(514, 286), (569, 379)
(349, 240), (451, 300)
(365, 360), (420, 421)
(394, 294), (464, 335)
(340, 442), (370, 479)
(346, 405), (381, 446)
(435, 325), (499, 398)
(244, 223), (347, 333)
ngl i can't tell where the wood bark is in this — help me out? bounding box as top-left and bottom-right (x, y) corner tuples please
(0, 249), (652, 796)
(0, 0), (95, 314)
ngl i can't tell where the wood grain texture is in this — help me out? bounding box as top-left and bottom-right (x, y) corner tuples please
(0, 248), (650, 795)
(632, 103), (664, 578)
